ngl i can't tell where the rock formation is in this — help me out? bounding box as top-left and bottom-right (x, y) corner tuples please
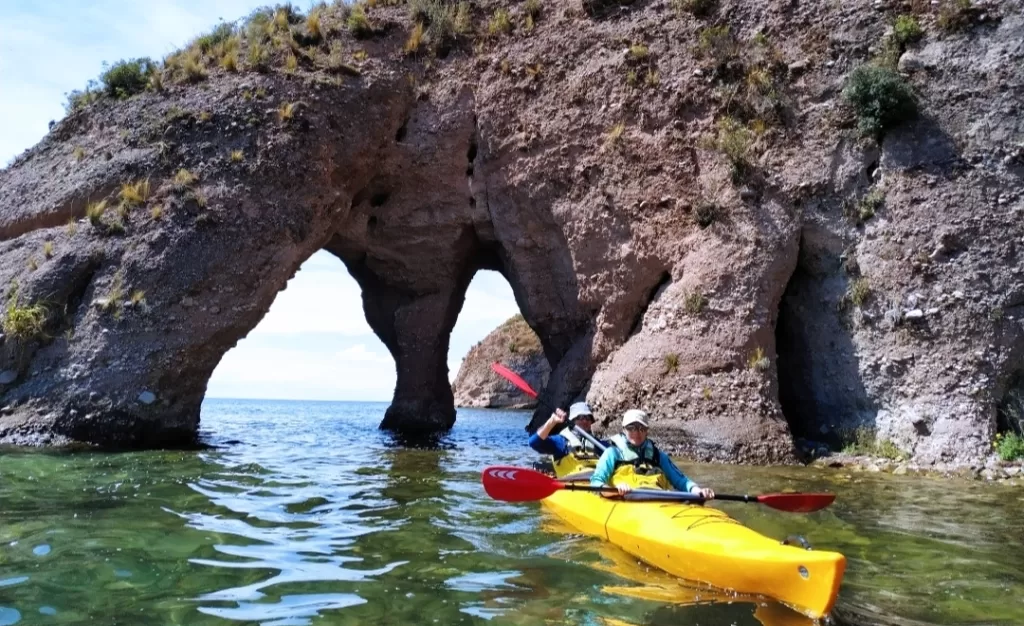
(452, 314), (549, 408)
(1, 1), (1022, 466)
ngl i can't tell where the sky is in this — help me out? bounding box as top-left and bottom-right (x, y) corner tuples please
(0, 0), (522, 401)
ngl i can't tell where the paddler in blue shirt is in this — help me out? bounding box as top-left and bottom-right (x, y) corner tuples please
(528, 402), (607, 460)
(590, 409), (716, 498)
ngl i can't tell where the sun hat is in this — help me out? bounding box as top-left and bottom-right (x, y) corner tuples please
(622, 409), (649, 429)
(568, 402), (594, 421)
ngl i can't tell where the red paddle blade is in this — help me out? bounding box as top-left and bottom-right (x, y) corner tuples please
(756, 493), (835, 513)
(482, 466), (562, 502)
(491, 362), (539, 399)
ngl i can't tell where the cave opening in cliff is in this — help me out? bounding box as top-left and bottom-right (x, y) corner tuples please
(448, 269), (539, 410)
(205, 250), (398, 403)
(775, 263), (817, 445)
(204, 254), (526, 414)
(775, 233), (877, 452)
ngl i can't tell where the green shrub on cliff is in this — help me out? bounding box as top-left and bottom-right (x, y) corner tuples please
(995, 433), (1024, 461)
(100, 58), (157, 99)
(2, 291), (48, 340)
(843, 65), (917, 139)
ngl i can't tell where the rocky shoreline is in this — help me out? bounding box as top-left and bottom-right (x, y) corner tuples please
(808, 452), (1024, 483)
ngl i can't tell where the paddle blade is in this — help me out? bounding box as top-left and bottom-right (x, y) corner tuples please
(482, 466), (562, 502)
(491, 362), (539, 399)
(756, 493), (835, 513)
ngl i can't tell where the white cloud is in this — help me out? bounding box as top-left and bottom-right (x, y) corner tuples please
(249, 255), (373, 337)
(335, 343), (392, 362)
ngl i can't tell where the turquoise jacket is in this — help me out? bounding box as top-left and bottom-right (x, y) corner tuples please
(589, 437), (699, 492)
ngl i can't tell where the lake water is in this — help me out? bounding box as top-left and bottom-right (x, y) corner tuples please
(1, 399), (1022, 625)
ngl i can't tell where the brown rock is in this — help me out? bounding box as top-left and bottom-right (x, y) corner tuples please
(452, 315), (550, 409)
(0, 2), (1020, 469)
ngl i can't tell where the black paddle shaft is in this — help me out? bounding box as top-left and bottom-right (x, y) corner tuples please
(561, 483), (707, 502)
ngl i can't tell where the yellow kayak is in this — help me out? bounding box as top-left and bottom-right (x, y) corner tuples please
(541, 454), (845, 619)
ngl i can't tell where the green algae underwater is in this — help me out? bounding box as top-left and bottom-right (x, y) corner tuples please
(1, 399), (1022, 625)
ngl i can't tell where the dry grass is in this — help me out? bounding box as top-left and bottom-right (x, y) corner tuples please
(150, 205), (164, 220)
(2, 293), (48, 340)
(72, 146), (85, 162)
(86, 200), (108, 225)
(499, 314), (542, 354)
(488, 8), (512, 36)
(747, 346), (769, 370)
(307, 9), (324, 41)
(119, 179), (150, 207)
(849, 278), (871, 307)
(629, 44), (649, 61)
(684, 289), (705, 314)
(278, 101), (298, 123)
(405, 22), (426, 54)
(663, 353), (680, 374)
(173, 168), (197, 188)
(221, 48), (239, 72)
(230, 149), (244, 162)
(347, 4), (373, 38)
(524, 0), (542, 29)
(605, 122), (626, 148)
(42, 241), (55, 259)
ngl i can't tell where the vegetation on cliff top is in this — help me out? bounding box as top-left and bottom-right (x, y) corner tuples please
(493, 314), (542, 355)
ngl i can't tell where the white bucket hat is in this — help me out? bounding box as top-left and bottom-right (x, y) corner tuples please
(568, 402), (594, 421)
(622, 409), (649, 429)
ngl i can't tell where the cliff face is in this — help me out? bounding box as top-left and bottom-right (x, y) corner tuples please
(453, 314), (550, 408)
(1, 0), (1021, 465)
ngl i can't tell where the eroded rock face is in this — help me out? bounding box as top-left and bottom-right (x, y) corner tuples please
(1, 2), (1021, 466)
(452, 314), (550, 408)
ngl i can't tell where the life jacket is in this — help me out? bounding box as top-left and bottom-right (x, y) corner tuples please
(609, 434), (669, 490)
(561, 427), (601, 460)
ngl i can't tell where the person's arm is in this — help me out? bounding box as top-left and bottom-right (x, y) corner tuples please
(589, 449), (618, 487)
(529, 433), (570, 458)
(536, 409), (567, 440)
(657, 450), (699, 493)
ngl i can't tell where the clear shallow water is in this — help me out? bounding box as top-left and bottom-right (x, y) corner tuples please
(0, 399), (1021, 625)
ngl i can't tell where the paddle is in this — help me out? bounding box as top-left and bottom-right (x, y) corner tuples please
(482, 465), (836, 512)
(489, 362), (836, 512)
(490, 362), (608, 451)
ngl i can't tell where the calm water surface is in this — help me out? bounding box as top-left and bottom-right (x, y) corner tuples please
(1, 399), (1022, 625)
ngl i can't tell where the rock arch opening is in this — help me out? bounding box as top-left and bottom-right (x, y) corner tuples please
(206, 250), (396, 403)
(449, 270), (548, 411)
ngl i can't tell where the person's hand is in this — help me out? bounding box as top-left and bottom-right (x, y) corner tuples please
(695, 487), (714, 499)
(551, 408), (567, 424)
(615, 482), (632, 495)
